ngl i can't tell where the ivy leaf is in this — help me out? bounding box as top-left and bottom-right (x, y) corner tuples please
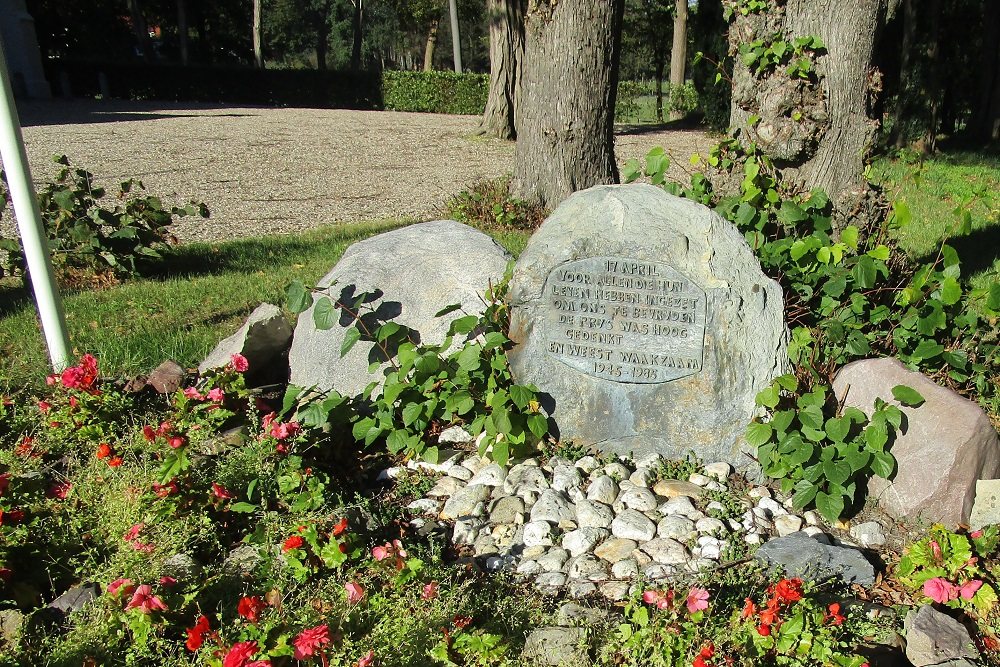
(987, 283), (1000, 311)
(824, 417), (850, 442)
(891, 384), (925, 407)
(745, 422), (774, 447)
(870, 450), (895, 478)
(777, 201), (808, 225)
(939, 277), (962, 306)
(457, 345), (482, 371)
(340, 327), (362, 357)
(285, 280), (313, 313)
(314, 297), (338, 330)
(401, 402), (423, 427)
(911, 339), (944, 361)
(434, 303), (462, 318)
(815, 490), (846, 523)
(492, 440), (510, 467)
(527, 414), (548, 439)
(755, 385), (781, 409)
(852, 256), (878, 289)
(792, 480), (819, 509)
(509, 385), (533, 410)
(840, 225), (859, 250)
(823, 460), (852, 486)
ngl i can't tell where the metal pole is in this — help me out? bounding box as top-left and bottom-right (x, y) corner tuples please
(0, 35), (71, 371)
(449, 0), (462, 73)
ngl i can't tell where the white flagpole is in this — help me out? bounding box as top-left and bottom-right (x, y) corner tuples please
(0, 34), (70, 371)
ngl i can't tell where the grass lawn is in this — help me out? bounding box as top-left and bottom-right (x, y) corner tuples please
(0, 220), (529, 391)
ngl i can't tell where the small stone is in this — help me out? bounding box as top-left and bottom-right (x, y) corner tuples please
(802, 526), (827, 539)
(223, 545), (264, 577)
(748, 487), (772, 499)
(641, 538), (689, 565)
(453, 519), (482, 545)
(489, 496), (526, 525)
(49, 582), (101, 614)
(468, 463), (507, 487)
(705, 481), (725, 492)
(407, 498), (441, 514)
(523, 545), (547, 559)
(523, 521), (554, 547)
(447, 466), (473, 481)
(905, 605), (979, 666)
(437, 425), (474, 444)
(462, 455), (490, 475)
(556, 602), (610, 626)
(531, 490), (576, 524)
(635, 453), (663, 469)
(611, 558), (640, 579)
(633, 550), (653, 567)
(568, 580), (598, 598)
(517, 560), (543, 576)
(657, 515), (697, 541)
(587, 476), (620, 505)
(629, 467), (656, 487)
(774, 515), (804, 537)
(850, 521), (887, 548)
(803, 511), (821, 526)
(687, 558), (714, 572)
(427, 476), (465, 498)
(568, 554), (609, 581)
(594, 538), (637, 563)
(602, 462), (631, 482)
(552, 464), (583, 492)
(563, 528), (609, 557)
(745, 533), (762, 545)
(486, 554), (516, 571)
(535, 572), (568, 593)
(162, 553), (202, 584)
(643, 563), (676, 581)
(703, 462), (732, 482)
(620, 486), (658, 511)
(441, 484), (491, 520)
(574, 456), (601, 474)
(757, 497), (787, 517)
(695, 517), (727, 535)
(504, 463), (550, 494)
(575, 499), (615, 529)
(474, 533), (498, 555)
(700, 540), (723, 560)
(660, 496), (698, 518)
(600, 581), (631, 601)
(522, 626), (589, 666)
(538, 547), (571, 572)
(0, 609), (24, 646)
(377, 466), (404, 481)
(688, 473), (712, 487)
(611, 510), (657, 541)
(652, 479), (703, 499)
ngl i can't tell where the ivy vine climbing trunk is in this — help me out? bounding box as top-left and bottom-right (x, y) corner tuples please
(512, 0), (625, 209)
(727, 0), (897, 224)
(480, 0), (525, 139)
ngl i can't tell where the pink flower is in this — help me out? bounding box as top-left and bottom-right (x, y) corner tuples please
(971, 530), (984, 539)
(686, 587), (710, 614)
(270, 421), (301, 440)
(357, 651), (375, 667)
(924, 577), (958, 603)
(207, 387), (225, 403)
(642, 589), (673, 610)
(959, 580), (984, 600)
(38, 400), (51, 413)
(124, 523), (145, 542)
(159, 576), (178, 586)
(372, 544), (392, 561)
(61, 366), (84, 389)
(212, 483), (235, 499)
(131, 541), (156, 553)
(345, 581), (366, 604)
(293, 624), (330, 660)
(107, 578), (135, 597)
(930, 540), (943, 562)
(125, 584), (168, 613)
(223, 641), (260, 667)
(231, 353), (249, 372)
(47, 481), (72, 499)
(422, 581), (439, 600)
(183, 387), (204, 400)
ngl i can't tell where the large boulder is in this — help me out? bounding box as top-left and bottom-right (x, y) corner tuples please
(507, 184), (789, 467)
(832, 357), (1000, 526)
(200, 303), (293, 387)
(288, 221), (511, 396)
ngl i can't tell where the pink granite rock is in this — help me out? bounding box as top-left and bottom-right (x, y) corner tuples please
(832, 357), (1000, 526)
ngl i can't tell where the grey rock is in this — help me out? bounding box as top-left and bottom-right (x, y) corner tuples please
(574, 456), (601, 474)
(537, 547), (571, 572)
(904, 605), (979, 666)
(611, 510), (657, 541)
(408, 498), (441, 514)
(652, 479), (704, 499)
(438, 425), (474, 444)
(575, 499), (615, 529)
(594, 538), (638, 563)
(463, 455), (490, 475)
(492, 523), (523, 552)
(199, 303), (292, 386)
(629, 467), (656, 487)
(517, 560), (543, 576)
(611, 558), (640, 579)
(552, 465), (583, 492)
(468, 463), (507, 488)
(641, 538), (689, 565)
(523, 521), (554, 547)
(657, 515), (697, 541)
(757, 497), (786, 517)
(535, 572), (568, 593)
(970, 479), (1000, 530)
(289, 220), (511, 396)
(146, 360), (186, 394)
(490, 496), (526, 525)
(507, 185), (789, 467)
(474, 533), (498, 555)
(643, 563), (677, 581)
(834, 357), (1000, 526)
(427, 476), (464, 498)
(504, 464), (550, 495)
(703, 462), (732, 482)
(49, 582), (101, 614)
(568, 580), (598, 598)
(556, 602), (610, 627)
(453, 519), (482, 545)
(695, 517), (727, 535)
(447, 465), (473, 482)
(620, 486), (658, 512)
(850, 521), (887, 548)
(773, 515), (804, 537)
(161, 553), (202, 584)
(563, 528), (610, 557)
(440, 484), (491, 520)
(567, 554), (609, 581)
(522, 627), (590, 666)
(660, 496), (698, 518)
(600, 581), (632, 601)
(688, 473), (713, 487)
(531, 490), (576, 524)
(223, 545), (264, 577)
(486, 554), (516, 571)
(756, 533), (875, 585)
(601, 463), (632, 482)
(0, 609), (23, 647)
(586, 476), (620, 505)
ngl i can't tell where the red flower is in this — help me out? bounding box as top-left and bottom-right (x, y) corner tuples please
(453, 616), (472, 629)
(212, 483), (235, 500)
(223, 641), (260, 667)
(772, 578), (803, 604)
(825, 602), (846, 625)
(292, 624), (330, 660)
(230, 353), (249, 372)
(0, 567), (12, 584)
(0, 474), (9, 496)
(333, 517), (349, 536)
(142, 425), (157, 442)
(38, 400), (51, 413)
(168, 435), (187, 449)
(693, 657), (708, 667)
(422, 581), (439, 600)
(125, 584), (168, 613)
(107, 578), (135, 597)
(757, 623), (771, 636)
(186, 615), (211, 651)
(238, 596), (266, 623)
(741, 597), (757, 619)
(108, 456), (124, 467)
(47, 481), (72, 499)
(283, 535), (305, 552)
(96, 443), (113, 459)
(357, 650), (375, 667)
(153, 479), (179, 497)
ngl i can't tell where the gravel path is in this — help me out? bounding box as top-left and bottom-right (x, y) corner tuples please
(12, 100), (715, 243)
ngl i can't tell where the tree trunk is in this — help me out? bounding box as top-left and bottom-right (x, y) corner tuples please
(424, 19), (439, 71)
(970, 6), (1000, 141)
(655, 58), (665, 122)
(316, 31), (329, 70)
(728, 0), (893, 222)
(669, 0), (687, 121)
(127, 0), (151, 61)
(891, 0), (915, 147)
(177, 0), (189, 65)
(512, 0), (625, 209)
(449, 0), (463, 72)
(253, 0), (264, 69)
(921, 0), (942, 152)
(351, 0), (363, 71)
(480, 0), (525, 139)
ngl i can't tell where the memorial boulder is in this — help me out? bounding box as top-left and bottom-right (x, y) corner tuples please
(288, 221), (511, 396)
(507, 185), (788, 467)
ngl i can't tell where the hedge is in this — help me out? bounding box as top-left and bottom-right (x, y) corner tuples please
(382, 70), (488, 115)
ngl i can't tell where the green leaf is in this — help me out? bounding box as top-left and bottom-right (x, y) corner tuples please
(447, 315), (479, 336)
(891, 384), (925, 407)
(792, 480), (819, 509)
(434, 303), (462, 318)
(824, 417), (850, 442)
(230, 502), (258, 514)
(777, 201), (808, 225)
(911, 339), (944, 360)
(340, 326), (362, 358)
(509, 385), (533, 410)
(823, 460), (852, 486)
(987, 283), (1000, 311)
(492, 440), (510, 466)
(402, 402), (423, 427)
(457, 345), (482, 371)
(840, 226), (859, 250)
(376, 321), (401, 342)
(755, 385), (781, 409)
(313, 297), (338, 330)
(870, 450), (895, 478)
(285, 280), (313, 313)
(815, 490), (846, 522)
(746, 422), (774, 447)
(527, 414), (548, 439)
(940, 277), (962, 306)
(798, 405), (824, 430)
(852, 256), (878, 289)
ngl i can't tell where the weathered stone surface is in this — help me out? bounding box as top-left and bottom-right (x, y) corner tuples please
(199, 303), (292, 386)
(531, 490), (576, 525)
(0, 609), (23, 646)
(440, 484), (490, 520)
(575, 499), (614, 529)
(833, 357), (1000, 526)
(904, 605), (979, 666)
(652, 479), (703, 499)
(556, 602), (610, 627)
(756, 533), (875, 585)
(147, 360), (186, 394)
(611, 510), (657, 542)
(657, 515), (696, 541)
(48, 582), (101, 614)
(594, 538), (637, 563)
(562, 528), (609, 557)
(586, 476), (620, 505)
(490, 496), (526, 525)
(289, 220), (511, 396)
(641, 538), (689, 565)
(522, 627), (590, 666)
(507, 185), (788, 466)
(970, 479), (1000, 530)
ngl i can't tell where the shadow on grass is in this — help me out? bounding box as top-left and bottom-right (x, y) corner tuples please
(913, 224), (1000, 277)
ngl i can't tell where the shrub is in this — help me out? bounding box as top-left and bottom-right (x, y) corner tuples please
(445, 177), (547, 232)
(382, 71), (488, 115)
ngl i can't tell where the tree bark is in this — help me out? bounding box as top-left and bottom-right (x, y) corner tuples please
(449, 0), (463, 72)
(970, 6), (1000, 142)
(127, 0), (151, 61)
(253, 0), (264, 69)
(424, 19), (440, 71)
(921, 0), (942, 152)
(512, 0), (625, 209)
(177, 0), (189, 65)
(728, 0), (893, 221)
(480, 0), (525, 139)
(891, 0), (915, 148)
(655, 58), (665, 122)
(351, 0), (363, 71)
(668, 0), (687, 121)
